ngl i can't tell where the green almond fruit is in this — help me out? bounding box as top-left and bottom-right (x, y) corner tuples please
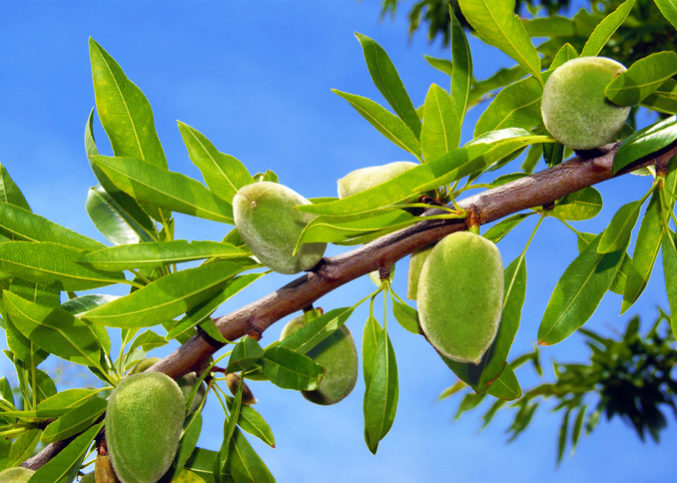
(417, 231), (504, 364)
(337, 161), (418, 199)
(541, 57), (630, 150)
(129, 356), (161, 374)
(225, 373), (258, 405)
(407, 246), (433, 301)
(233, 181), (326, 274)
(106, 372), (185, 483)
(281, 315), (358, 405)
(0, 467), (34, 482)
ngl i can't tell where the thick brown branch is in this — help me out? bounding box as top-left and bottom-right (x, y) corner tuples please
(151, 141), (677, 378)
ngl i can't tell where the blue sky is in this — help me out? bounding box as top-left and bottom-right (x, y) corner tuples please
(0, 1), (674, 481)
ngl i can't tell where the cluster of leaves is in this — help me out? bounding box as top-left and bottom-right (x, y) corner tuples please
(450, 310), (677, 463)
(0, 0), (673, 480)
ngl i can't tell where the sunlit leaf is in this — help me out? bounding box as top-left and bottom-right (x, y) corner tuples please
(654, 0), (677, 30)
(580, 0), (636, 57)
(598, 200), (642, 253)
(41, 396), (107, 443)
(261, 345), (323, 391)
(0, 163), (30, 211)
(613, 116), (677, 174)
(550, 187), (603, 221)
(449, 7), (472, 125)
(421, 84), (460, 161)
(605, 51), (677, 106)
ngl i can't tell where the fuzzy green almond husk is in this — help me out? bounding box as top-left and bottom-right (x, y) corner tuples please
(541, 56), (630, 150)
(337, 161), (418, 199)
(233, 181), (326, 274)
(281, 316), (358, 405)
(0, 467), (34, 482)
(106, 372), (185, 483)
(418, 231), (504, 364)
(407, 246), (433, 300)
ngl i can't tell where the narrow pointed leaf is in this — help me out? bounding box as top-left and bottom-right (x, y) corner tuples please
(475, 76), (543, 136)
(580, 0), (636, 57)
(4, 291), (106, 371)
(613, 116), (677, 174)
(90, 155), (234, 223)
(557, 409), (571, 464)
(662, 232), (677, 338)
(362, 314), (382, 384)
(226, 338), (264, 374)
(83, 261), (246, 328)
(598, 200), (642, 253)
(449, 7), (471, 124)
(36, 389), (102, 418)
(226, 398), (275, 447)
(457, 0), (541, 81)
(0, 241), (124, 291)
(5, 428), (41, 467)
(486, 364), (521, 400)
(0, 202), (104, 250)
(550, 187), (603, 221)
(178, 122), (254, 203)
(278, 307), (354, 355)
(41, 396), (107, 443)
(28, 421), (101, 483)
(298, 210), (417, 245)
(641, 79), (677, 114)
(0, 163), (30, 210)
(89, 38), (167, 169)
(390, 297), (421, 334)
(654, 0), (677, 29)
(363, 330), (398, 454)
(484, 213), (532, 244)
(261, 345), (323, 390)
(81, 240), (247, 270)
(86, 185), (155, 245)
(184, 448), (230, 482)
(571, 406), (586, 454)
(539, 235), (625, 345)
(605, 51), (677, 106)
(172, 412), (203, 480)
(421, 84), (460, 162)
(225, 428), (274, 483)
(355, 33), (421, 137)
(622, 192), (664, 312)
(333, 90), (421, 157)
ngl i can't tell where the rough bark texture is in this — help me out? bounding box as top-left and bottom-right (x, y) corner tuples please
(24, 140), (677, 469)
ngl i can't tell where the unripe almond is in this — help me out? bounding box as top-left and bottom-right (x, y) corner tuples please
(105, 372), (185, 483)
(407, 247), (433, 300)
(0, 467), (34, 482)
(541, 57), (630, 150)
(225, 373), (258, 405)
(281, 316), (358, 405)
(417, 231), (503, 363)
(233, 181), (326, 274)
(337, 161), (418, 199)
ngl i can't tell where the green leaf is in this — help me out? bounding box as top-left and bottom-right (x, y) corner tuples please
(454, 392), (485, 419)
(83, 261), (246, 328)
(85, 109), (160, 236)
(653, 0), (677, 30)
(362, 313), (382, 385)
(486, 364), (521, 400)
(662, 232), (677, 338)
(36, 389), (102, 418)
(622, 192), (665, 312)
(278, 307), (354, 355)
(424, 56), (453, 77)
(557, 409), (571, 464)
(550, 187), (603, 221)
(128, 329), (166, 355)
(598, 200), (642, 253)
(0, 202), (103, 250)
(261, 345), (323, 391)
(0, 241), (124, 291)
(226, 398), (275, 447)
(4, 292), (106, 372)
(332, 90), (421, 157)
(41, 396), (107, 443)
(4, 428), (41, 468)
(81, 240), (247, 271)
(550, 43), (579, 70)
(225, 428), (275, 483)
(580, 0), (637, 57)
(184, 448), (229, 482)
(363, 329), (398, 454)
(226, 338), (264, 374)
(0, 163), (30, 211)
(457, 0), (541, 81)
(605, 51), (677, 106)
(85, 184), (156, 245)
(355, 33), (421, 137)
(641, 78), (677, 115)
(571, 405), (586, 455)
(421, 84), (461, 161)
(475, 76), (543, 136)
(28, 421), (101, 483)
(89, 155), (234, 223)
(166, 273), (262, 343)
(539, 234), (625, 345)
(484, 213), (532, 244)
(613, 116), (677, 174)
(449, 7), (472, 125)
(524, 15), (575, 37)
(177, 122), (254, 203)
(299, 130), (552, 217)
(390, 296), (421, 335)
(172, 412), (203, 481)
(89, 38), (167, 169)
(217, 382), (241, 476)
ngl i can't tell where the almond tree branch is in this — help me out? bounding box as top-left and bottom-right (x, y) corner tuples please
(23, 141), (677, 470)
(151, 141), (677, 379)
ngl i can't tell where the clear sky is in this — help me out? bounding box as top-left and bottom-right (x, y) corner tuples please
(0, 1), (674, 482)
